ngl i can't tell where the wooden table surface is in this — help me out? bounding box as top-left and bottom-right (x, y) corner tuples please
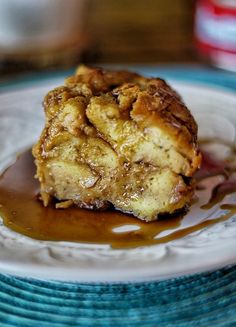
(86, 0), (197, 64)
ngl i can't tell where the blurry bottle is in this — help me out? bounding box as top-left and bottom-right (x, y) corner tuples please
(0, 0), (89, 71)
(195, 0), (236, 72)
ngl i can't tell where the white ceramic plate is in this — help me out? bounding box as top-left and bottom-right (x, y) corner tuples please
(0, 76), (236, 282)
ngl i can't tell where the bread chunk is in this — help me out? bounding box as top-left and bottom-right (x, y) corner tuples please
(33, 65), (201, 221)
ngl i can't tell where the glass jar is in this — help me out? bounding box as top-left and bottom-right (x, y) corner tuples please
(0, 0), (89, 71)
(195, 0), (236, 71)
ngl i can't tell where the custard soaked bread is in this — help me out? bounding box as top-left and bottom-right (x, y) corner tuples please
(33, 66), (201, 221)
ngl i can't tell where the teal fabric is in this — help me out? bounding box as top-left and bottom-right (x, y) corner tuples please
(0, 65), (236, 326)
(0, 266), (236, 327)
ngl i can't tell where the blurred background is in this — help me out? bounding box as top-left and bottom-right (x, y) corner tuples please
(0, 0), (236, 81)
(85, 0), (195, 64)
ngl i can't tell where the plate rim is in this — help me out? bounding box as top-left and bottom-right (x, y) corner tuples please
(0, 76), (236, 282)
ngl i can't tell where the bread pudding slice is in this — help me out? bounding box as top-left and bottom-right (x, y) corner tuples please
(32, 65), (201, 221)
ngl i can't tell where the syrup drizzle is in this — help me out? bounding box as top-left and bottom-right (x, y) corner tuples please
(0, 138), (235, 249)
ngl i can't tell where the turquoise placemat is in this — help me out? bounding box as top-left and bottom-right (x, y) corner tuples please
(0, 266), (236, 327)
(0, 65), (236, 327)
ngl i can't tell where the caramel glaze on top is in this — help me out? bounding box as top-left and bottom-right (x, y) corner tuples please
(0, 138), (235, 249)
(42, 65), (201, 175)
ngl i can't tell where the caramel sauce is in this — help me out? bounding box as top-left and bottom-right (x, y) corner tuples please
(0, 138), (235, 249)
(201, 180), (236, 210)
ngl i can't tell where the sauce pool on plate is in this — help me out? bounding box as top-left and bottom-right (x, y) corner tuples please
(0, 139), (236, 249)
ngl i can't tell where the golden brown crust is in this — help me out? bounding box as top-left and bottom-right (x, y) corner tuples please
(33, 65), (201, 221)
